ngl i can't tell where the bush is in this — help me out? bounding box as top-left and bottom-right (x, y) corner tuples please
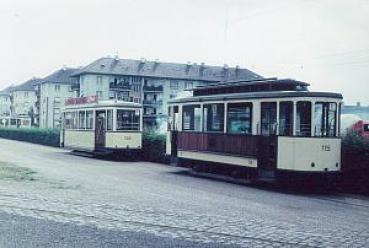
(142, 132), (169, 164)
(0, 128), (60, 147)
(341, 134), (369, 195)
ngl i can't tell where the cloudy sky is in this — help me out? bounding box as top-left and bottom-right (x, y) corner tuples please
(0, 0), (368, 104)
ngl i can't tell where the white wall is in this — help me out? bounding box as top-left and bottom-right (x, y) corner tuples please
(39, 83), (75, 128)
(11, 90), (37, 117)
(0, 95), (11, 116)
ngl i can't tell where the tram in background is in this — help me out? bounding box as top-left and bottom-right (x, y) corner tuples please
(0, 116), (32, 128)
(61, 96), (143, 157)
(166, 78), (343, 186)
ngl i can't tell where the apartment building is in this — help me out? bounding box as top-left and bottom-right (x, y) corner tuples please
(36, 67), (79, 128)
(9, 78), (42, 126)
(72, 57), (262, 128)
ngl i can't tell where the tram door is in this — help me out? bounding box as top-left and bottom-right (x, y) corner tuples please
(259, 102), (277, 171)
(95, 111), (106, 150)
(171, 106), (179, 157)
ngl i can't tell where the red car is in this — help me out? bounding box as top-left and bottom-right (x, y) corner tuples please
(350, 120), (369, 138)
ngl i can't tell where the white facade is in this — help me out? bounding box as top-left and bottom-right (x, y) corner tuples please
(10, 90), (37, 118)
(0, 94), (11, 116)
(39, 83), (75, 128)
(77, 73), (206, 128)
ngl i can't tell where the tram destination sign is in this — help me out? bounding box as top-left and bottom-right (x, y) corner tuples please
(65, 96), (98, 105)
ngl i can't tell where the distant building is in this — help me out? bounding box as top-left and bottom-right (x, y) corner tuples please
(72, 57), (262, 128)
(0, 86), (13, 117)
(8, 78), (42, 126)
(36, 67), (79, 128)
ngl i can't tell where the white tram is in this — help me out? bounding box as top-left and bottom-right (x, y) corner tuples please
(61, 96), (143, 157)
(166, 78), (343, 186)
(0, 116), (32, 128)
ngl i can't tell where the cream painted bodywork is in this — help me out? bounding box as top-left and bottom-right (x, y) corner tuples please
(105, 132), (142, 149)
(178, 150), (257, 168)
(64, 130), (142, 151)
(277, 137), (341, 172)
(166, 132), (172, 155)
(64, 130), (95, 150)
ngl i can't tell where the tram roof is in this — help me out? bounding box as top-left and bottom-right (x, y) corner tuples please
(195, 78), (309, 90)
(64, 100), (142, 110)
(169, 90), (343, 104)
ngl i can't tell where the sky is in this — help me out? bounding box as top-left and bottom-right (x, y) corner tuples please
(0, 0), (368, 104)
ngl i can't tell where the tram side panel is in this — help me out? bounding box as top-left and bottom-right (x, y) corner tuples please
(277, 137), (341, 172)
(64, 130), (95, 151)
(105, 132), (142, 149)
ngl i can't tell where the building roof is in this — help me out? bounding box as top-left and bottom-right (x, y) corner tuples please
(39, 67), (79, 85)
(10, 78), (43, 92)
(0, 85), (14, 96)
(72, 57), (263, 82)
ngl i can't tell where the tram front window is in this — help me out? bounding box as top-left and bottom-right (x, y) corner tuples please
(107, 109), (113, 130)
(79, 111), (86, 129)
(182, 105), (201, 131)
(203, 103), (224, 132)
(315, 102), (337, 137)
(296, 101), (311, 136)
(86, 111), (93, 129)
(227, 103), (252, 134)
(364, 124), (369, 132)
(116, 109), (140, 131)
(279, 101), (293, 136)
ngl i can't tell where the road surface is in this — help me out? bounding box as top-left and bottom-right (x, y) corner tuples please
(0, 138), (368, 247)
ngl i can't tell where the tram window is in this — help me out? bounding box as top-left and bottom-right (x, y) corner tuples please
(107, 109), (113, 131)
(261, 102), (277, 135)
(79, 111), (86, 129)
(86, 111), (93, 129)
(116, 109), (140, 131)
(314, 102), (337, 137)
(204, 103), (224, 132)
(182, 105), (202, 131)
(279, 101), (293, 136)
(227, 103), (252, 134)
(296, 101), (311, 136)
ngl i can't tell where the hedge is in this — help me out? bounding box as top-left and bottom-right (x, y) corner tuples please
(341, 135), (369, 195)
(0, 128), (60, 147)
(141, 132), (169, 164)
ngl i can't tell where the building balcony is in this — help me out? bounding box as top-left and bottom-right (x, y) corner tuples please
(143, 99), (163, 105)
(109, 83), (131, 91)
(143, 85), (163, 92)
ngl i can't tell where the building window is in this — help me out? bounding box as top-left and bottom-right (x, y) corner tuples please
(24, 92), (28, 97)
(170, 81), (179, 90)
(182, 105), (202, 131)
(227, 102), (252, 134)
(97, 76), (102, 86)
(184, 81), (193, 90)
(204, 103), (224, 132)
(55, 85), (61, 92)
(116, 109), (140, 131)
(54, 97), (61, 103)
(96, 91), (103, 98)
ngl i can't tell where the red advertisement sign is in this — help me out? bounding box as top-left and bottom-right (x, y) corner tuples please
(65, 96), (98, 105)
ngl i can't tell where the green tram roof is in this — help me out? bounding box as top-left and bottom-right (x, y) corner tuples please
(63, 100), (142, 110)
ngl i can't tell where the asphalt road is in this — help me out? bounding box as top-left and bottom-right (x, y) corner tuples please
(0, 138), (368, 247)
